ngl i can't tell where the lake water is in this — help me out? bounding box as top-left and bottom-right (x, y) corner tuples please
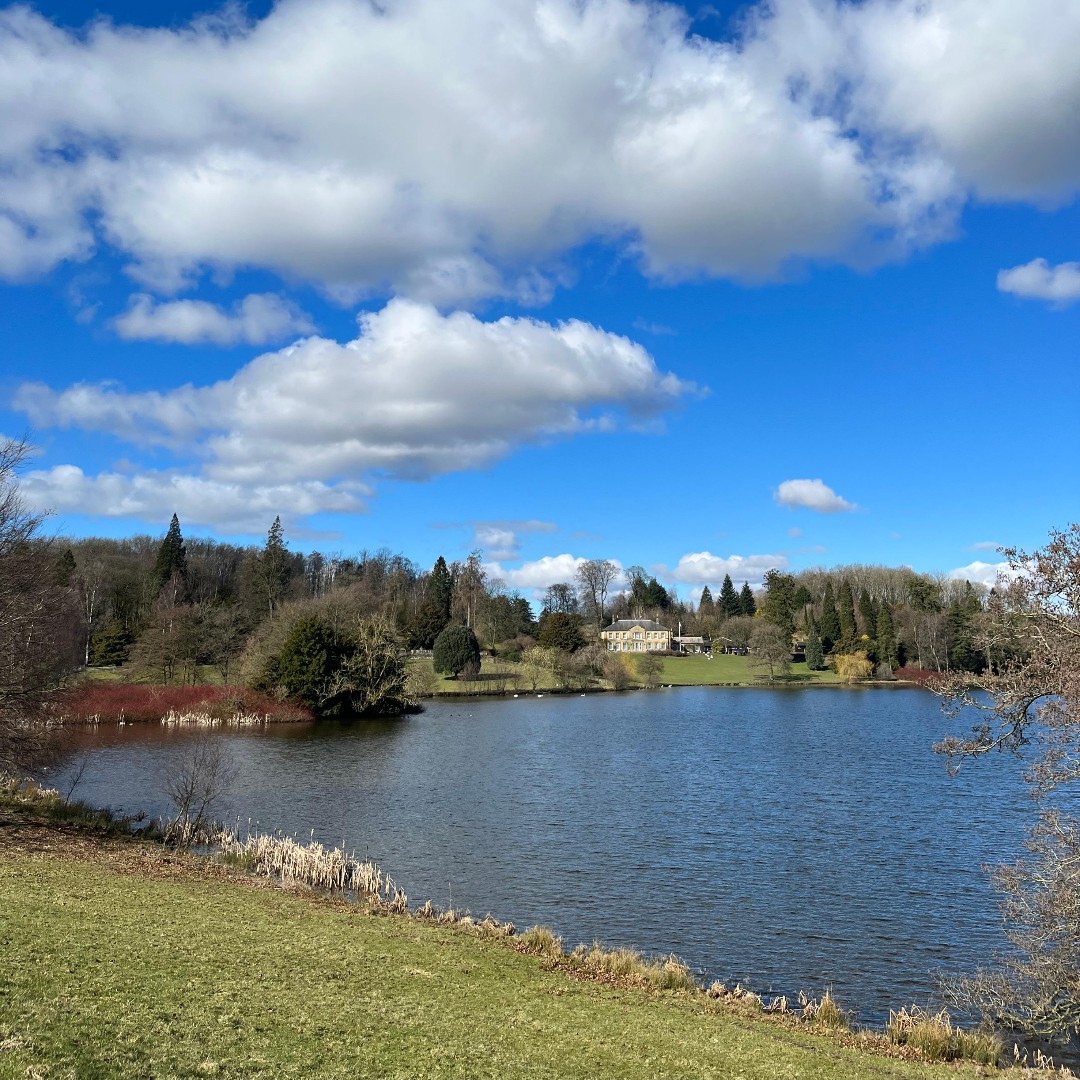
(51, 685), (1036, 1025)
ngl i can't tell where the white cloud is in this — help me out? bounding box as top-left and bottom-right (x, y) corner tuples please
(3, 1), (1080, 296)
(16, 299), (688, 528)
(774, 478), (856, 513)
(947, 560), (1011, 590)
(113, 293), (314, 346)
(485, 554), (591, 595)
(966, 540), (1001, 552)
(20, 464), (368, 535)
(997, 258), (1080, 305)
(661, 551), (788, 588)
(468, 519), (558, 560)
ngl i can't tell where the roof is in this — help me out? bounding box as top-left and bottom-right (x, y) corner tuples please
(602, 619), (671, 633)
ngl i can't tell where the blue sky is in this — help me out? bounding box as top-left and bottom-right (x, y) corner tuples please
(2, 0), (1079, 599)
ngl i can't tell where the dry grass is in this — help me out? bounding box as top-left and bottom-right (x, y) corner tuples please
(886, 1006), (1001, 1065)
(800, 989), (851, 1029)
(517, 924), (564, 958)
(566, 942), (696, 991)
(216, 828), (407, 911)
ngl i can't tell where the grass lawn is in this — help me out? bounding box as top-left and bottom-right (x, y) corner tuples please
(414, 653), (840, 697)
(0, 813), (990, 1080)
(658, 654), (841, 686)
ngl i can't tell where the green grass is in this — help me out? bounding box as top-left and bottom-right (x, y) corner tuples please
(413, 653), (841, 696)
(658, 654), (841, 686)
(0, 848), (994, 1080)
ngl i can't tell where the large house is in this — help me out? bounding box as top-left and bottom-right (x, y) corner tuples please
(601, 618), (672, 652)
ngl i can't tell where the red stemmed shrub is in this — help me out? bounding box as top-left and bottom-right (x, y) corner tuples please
(54, 683), (312, 723)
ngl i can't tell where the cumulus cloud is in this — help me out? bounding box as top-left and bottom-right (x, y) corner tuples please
(997, 258), (1080, 305)
(947, 560), (1011, 590)
(20, 464), (368, 535)
(15, 299), (688, 527)
(486, 554), (594, 595)
(467, 519), (558, 560)
(3, 0), (1080, 297)
(113, 293), (314, 345)
(774, 478), (856, 513)
(661, 551), (788, 588)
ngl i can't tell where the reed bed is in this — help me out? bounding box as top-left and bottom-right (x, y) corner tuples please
(161, 709), (270, 727)
(886, 1006), (1001, 1065)
(217, 828), (407, 911)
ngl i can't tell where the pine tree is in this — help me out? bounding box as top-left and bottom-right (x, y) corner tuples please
(838, 580), (858, 651)
(820, 581), (840, 654)
(153, 513), (187, 594)
(804, 623), (825, 670)
(429, 556), (454, 623)
(719, 574), (739, 618)
(698, 585), (715, 617)
(875, 604), (898, 670)
(858, 589), (878, 641)
(259, 516), (291, 619)
(739, 581), (756, 617)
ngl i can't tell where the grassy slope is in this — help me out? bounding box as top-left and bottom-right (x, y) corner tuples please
(0, 845), (984, 1080)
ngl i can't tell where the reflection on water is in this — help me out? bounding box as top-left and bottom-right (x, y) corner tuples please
(52, 686), (1032, 1024)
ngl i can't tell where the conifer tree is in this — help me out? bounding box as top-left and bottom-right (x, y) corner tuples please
(875, 604), (898, 670)
(820, 581), (841, 654)
(698, 585), (715, 618)
(858, 589), (878, 640)
(838, 580), (858, 651)
(804, 623), (825, 670)
(153, 513), (187, 595)
(259, 516), (292, 619)
(428, 556), (454, 623)
(739, 581), (756, 617)
(719, 574), (740, 618)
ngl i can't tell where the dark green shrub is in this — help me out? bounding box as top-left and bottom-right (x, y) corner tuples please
(433, 624), (481, 677)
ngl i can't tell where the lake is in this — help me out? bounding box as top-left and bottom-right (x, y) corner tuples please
(50, 685), (1034, 1025)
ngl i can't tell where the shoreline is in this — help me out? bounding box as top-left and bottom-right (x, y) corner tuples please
(0, 782), (1006, 1075)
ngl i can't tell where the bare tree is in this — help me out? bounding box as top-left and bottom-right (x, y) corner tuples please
(162, 733), (237, 845)
(748, 623), (791, 682)
(937, 525), (1080, 1043)
(576, 559), (619, 630)
(0, 437), (80, 775)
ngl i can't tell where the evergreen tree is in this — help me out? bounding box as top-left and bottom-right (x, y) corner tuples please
(761, 569), (798, 637)
(820, 581), (841, 654)
(54, 548), (77, 587)
(875, 604), (898, 670)
(428, 556), (454, 623)
(738, 581), (756, 617)
(153, 513), (187, 594)
(698, 585), (714, 616)
(838, 580), (858, 651)
(433, 624), (481, 677)
(858, 589), (878, 640)
(804, 624), (825, 670)
(719, 574), (740, 618)
(259, 516), (291, 618)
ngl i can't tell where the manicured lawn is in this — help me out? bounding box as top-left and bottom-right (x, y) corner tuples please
(658, 654), (841, 686)
(0, 843), (986, 1080)
(413, 653), (840, 696)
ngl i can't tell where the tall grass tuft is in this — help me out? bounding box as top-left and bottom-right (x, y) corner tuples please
(217, 828), (406, 909)
(566, 942), (695, 990)
(799, 990), (850, 1029)
(517, 925), (564, 957)
(886, 1006), (1001, 1065)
